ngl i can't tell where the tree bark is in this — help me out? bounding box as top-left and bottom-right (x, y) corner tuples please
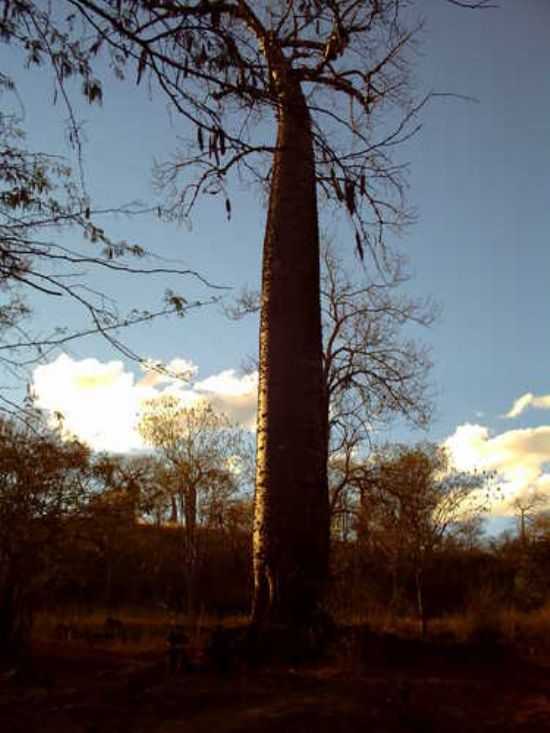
(252, 73), (329, 627)
(183, 484), (198, 614)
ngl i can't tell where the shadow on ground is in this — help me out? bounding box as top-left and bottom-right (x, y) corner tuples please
(1, 631), (550, 732)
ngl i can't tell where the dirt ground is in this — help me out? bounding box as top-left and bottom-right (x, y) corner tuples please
(1, 637), (550, 732)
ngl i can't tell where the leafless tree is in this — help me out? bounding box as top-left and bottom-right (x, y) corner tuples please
(511, 490), (549, 549)
(322, 244), (435, 525)
(0, 415), (91, 659)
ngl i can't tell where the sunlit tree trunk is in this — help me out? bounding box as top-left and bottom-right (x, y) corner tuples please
(252, 75), (329, 627)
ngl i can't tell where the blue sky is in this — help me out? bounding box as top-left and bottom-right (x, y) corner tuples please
(3, 0), (550, 517)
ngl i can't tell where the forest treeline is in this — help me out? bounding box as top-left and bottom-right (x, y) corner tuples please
(2, 409), (550, 659)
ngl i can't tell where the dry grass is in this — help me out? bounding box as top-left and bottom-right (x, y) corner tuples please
(33, 607), (248, 656)
(34, 602), (550, 662)
(421, 603), (550, 658)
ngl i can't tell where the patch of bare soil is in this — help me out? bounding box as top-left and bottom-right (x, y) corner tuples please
(1, 639), (550, 732)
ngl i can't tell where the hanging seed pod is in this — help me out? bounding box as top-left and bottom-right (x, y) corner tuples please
(225, 198), (232, 221)
(344, 179), (356, 215)
(219, 128), (226, 156)
(331, 168), (343, 201)
(212, 131), (220, 166)
(136, 47), (147, 85)
(360, 173), (366, 197)
(198, 44), (207, 66)
(197, 125), (204, 151)
(355, 230), (364, 260)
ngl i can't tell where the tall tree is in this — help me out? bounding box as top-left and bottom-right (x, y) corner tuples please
(3, 0), (490, 626)
(61, 0), (421, 626)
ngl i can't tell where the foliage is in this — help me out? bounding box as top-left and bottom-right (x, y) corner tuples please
(138, 396), (252, 526)
(0, 52), (220, 419)
(359, 443), (492, 552)
(0, 415), (91, 656)
(342, 443), (494, 630)
(138, 395), (252, 611)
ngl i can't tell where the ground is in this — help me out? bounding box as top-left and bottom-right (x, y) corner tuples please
(1, 630), (550, 732)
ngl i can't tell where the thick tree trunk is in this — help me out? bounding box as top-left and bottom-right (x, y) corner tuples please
(252, 76), (329, 627)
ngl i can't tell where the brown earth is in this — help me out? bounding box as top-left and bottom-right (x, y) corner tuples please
(1, 636), (550, 732)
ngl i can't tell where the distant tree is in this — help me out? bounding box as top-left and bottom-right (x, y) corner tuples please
(511, 490), (548, 549)
(0, 416), (90, 659)
(357, 443), (493, 634)
(80, 453), (156, 604)
(529, 509), (550, 542)
(321, 244), (435, 528)
(138, 396), (251, 612)
(228, 242), (436, 540)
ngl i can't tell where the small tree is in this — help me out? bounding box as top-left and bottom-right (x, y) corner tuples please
(511, 490), (548, 549)
(138, 395), (251, 612)
(0, 416), (91, 659)
(358, 443), (493, 634)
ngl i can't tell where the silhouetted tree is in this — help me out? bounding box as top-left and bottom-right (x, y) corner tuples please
(229, 243), (436, 540)
(138, 396), (251, 612)
(511, 490), (548, 549)
(357, 443), (493, 633)
(0, 416), (90, 659)
(321, 244), (435, 530)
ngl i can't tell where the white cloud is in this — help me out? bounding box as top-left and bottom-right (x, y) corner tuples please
(32, 355), (258, 452)
(445, 422), (550, 512)
(195, 370), (258, 430)
(32, 354), (153, 452)
(137, 358), (198, 388)
(504, 392), (550, 419)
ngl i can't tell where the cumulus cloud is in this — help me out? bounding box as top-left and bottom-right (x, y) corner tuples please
(195, 370), (258, 430)
(504, 392), (550, 419)
(32, 354), (258, 453)
(445, 422), (550, 512)
(137, 358), (198, 388)
(32, 355), (153, 452)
